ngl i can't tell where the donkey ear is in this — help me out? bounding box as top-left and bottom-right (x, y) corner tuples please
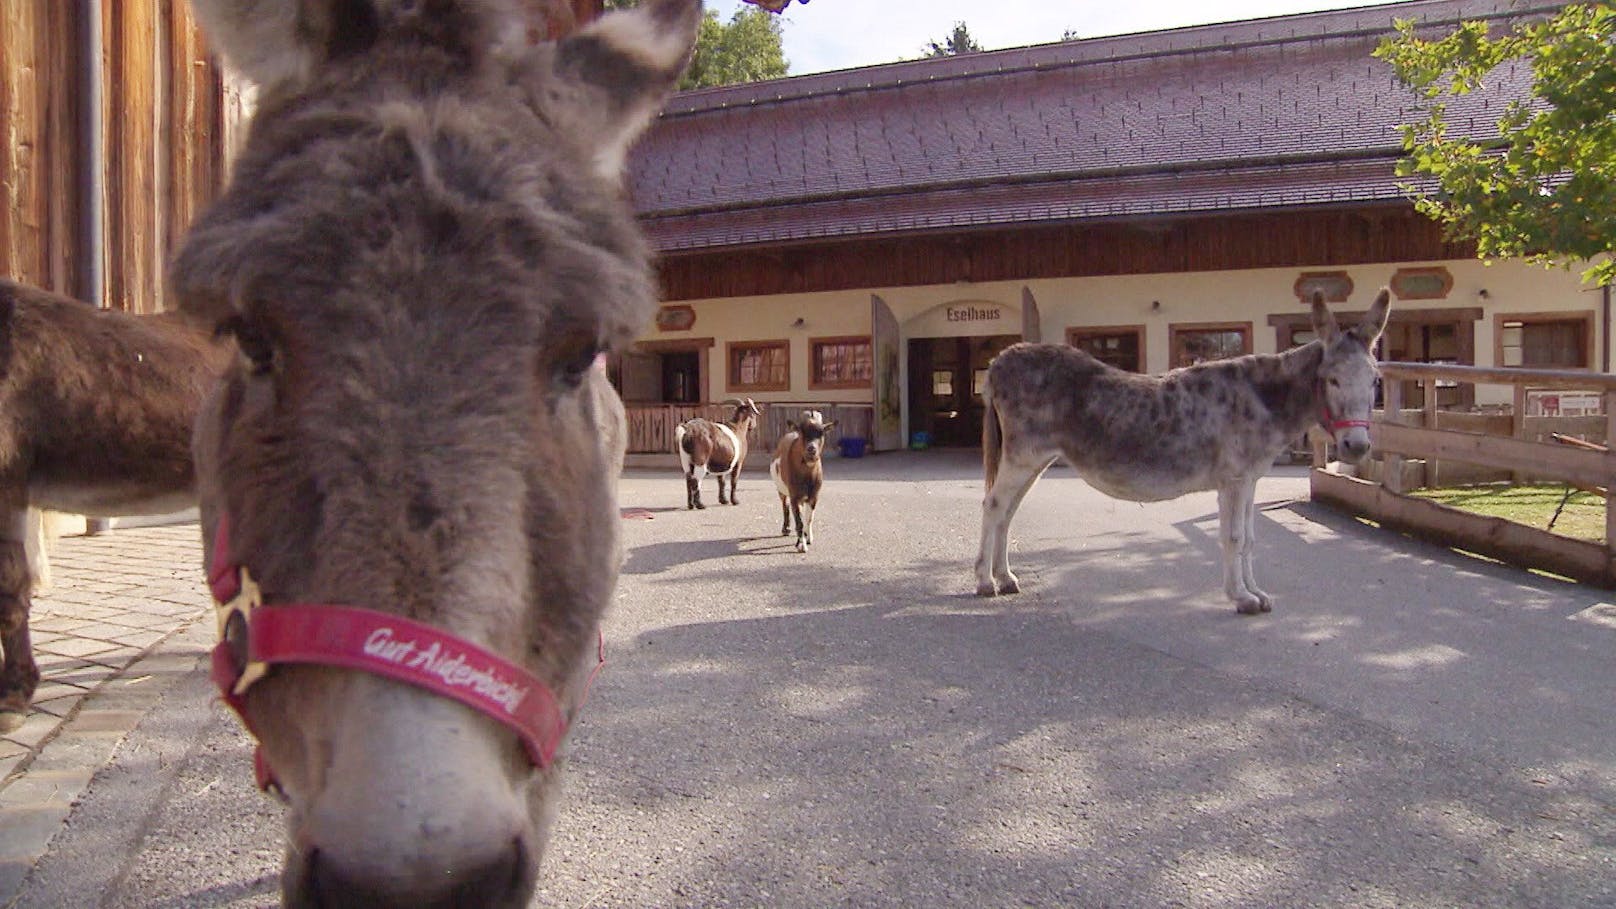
(532, 0), (702, 182)
(785, 420), (798, 433)
(1350, 288), (1392, 347)
(191, 0), (384, 92)
(822, 421), (837, 433)
(1308, 290), (1340, 344)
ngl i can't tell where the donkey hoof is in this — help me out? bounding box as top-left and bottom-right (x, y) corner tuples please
(1235, 597), (1265, 615)
(0, 709), (26, 734)
(795, 540), (807, 553)
(695, 502), (706, 510)
(781, 527), (791, 537)
(975, 581), (999, 598)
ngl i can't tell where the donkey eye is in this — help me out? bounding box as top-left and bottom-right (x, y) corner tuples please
(220, 316), (276, 376)
(1327, 377), (1341, 389)
(556, 344), (602, 389)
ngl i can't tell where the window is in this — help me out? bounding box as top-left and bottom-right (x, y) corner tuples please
(932, 370), (954, 397)
(1496, 313), (1592, 369)
(1068, 326), (1145, 372)
(810, 336), (873, 389)
(1170, 322), (1252, 368)
(727, 340), (789, 392)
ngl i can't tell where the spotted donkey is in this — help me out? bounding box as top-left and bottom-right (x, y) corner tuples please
(976, 290), (1389, 613)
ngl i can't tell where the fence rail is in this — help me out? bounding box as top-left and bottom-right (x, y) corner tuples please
(1311, 362), (1616, 586)
(624, 402), (876, 456)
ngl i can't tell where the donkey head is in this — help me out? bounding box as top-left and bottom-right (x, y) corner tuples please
(174, 1), (700, 906)
(1311, 288), (1390, 463)
(788, 410), (837, 462)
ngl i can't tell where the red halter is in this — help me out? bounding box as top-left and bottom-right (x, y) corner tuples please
(207, 515), (603, 793)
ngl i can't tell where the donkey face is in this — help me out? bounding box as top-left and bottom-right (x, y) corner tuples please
(1312, 288), (1390, 463)
(175, 1), (699, 906)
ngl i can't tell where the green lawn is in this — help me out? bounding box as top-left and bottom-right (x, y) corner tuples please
(1410, 483), (1606, 543)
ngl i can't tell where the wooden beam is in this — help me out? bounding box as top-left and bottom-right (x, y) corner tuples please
(1311, 470), (1615, 587)
(1373, 423), (1616, 492)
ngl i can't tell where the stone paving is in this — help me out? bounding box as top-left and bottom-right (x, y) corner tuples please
(0, 524), (208, 905)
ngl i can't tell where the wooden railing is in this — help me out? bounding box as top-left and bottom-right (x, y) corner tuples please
(623, 402), (876, 456)
(1310, 362), (1616, 586)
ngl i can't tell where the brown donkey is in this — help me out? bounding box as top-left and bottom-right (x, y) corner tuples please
(0, 279), (227, 732)
(175, 1), (700, 905)
(977, 290), (1388, 613)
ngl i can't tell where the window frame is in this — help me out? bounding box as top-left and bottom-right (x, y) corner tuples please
(1168, 321), (1253, 369)
(726, 339), (791, 393)
(1493, 310), (1595, 370)
(808, 335), (874, 390)
(1066, 325), (1146, 373)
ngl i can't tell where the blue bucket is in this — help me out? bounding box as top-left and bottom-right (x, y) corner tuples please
(909, 431), (931, 450)
(840, 437), (868, 458)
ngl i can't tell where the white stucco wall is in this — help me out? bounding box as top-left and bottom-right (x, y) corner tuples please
(640, 257), (1606, 431)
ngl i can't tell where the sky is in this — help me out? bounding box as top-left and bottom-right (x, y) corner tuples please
(705, 0), (1415, 75)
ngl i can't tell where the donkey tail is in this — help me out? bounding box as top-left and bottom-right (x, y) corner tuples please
(674, 421), (688, 454)
(982, 377), (1002, 491)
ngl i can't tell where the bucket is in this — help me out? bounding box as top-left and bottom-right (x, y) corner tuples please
(909, 431), (931, 450)
(839, 437), (868, 459)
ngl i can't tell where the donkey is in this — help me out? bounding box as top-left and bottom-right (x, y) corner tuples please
(0, 279), (228, 732)
(976, 289), (1389, 614)
(675, 397), (762, 509)
(175, 0), (700, 905)
(769, 410), (836, 553)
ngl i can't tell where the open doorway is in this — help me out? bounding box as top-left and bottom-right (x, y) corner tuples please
(615, 339), (713, 404)
(907, 334), (1020, 447)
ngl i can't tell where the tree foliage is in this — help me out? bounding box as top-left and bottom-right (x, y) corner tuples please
(603, 1), (788, 89)
(924, 21), (984, 57)
(1375, 4), (1616, 286)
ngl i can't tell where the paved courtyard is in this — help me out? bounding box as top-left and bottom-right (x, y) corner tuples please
(3, 452), (1614, 907)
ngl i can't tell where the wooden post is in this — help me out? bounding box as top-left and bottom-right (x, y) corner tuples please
(1605, 391), (1616, 577)
(1423, 377), (1438, 488)
(1383, 377), (1405, 494)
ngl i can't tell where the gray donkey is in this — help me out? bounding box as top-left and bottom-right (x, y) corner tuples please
(174, 0), (702, 905)
(976, 289), (1389, 613)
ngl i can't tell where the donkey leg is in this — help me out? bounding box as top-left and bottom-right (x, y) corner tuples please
(1217, 481), (1264, 614)
(728, 472), (740, 506)
(778, 495), (791, 536)
(975, 457), (1050, 596)
(0, 506), (39, 731)
(717, 472), (730, 506)
(801, 499), (815, 547)
(1237, 477), (1273, 611)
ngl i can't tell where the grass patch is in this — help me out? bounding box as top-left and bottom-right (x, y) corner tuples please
(1410, 482), (1606, 543)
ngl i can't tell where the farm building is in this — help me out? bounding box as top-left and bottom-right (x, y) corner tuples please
(619, 0), (1606, 453)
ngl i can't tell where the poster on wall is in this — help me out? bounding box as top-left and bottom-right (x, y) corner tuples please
(871, 294), (902, 451)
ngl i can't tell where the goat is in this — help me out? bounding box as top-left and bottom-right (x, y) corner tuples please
(769, 410), (836, 553)
(675, 398), (762, 509)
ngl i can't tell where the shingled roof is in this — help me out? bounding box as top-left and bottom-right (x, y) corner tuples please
(628, 0), (1557, 254)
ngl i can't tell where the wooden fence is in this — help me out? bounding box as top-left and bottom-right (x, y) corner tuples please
(1311, 362), (1616, 586)
(625, 402), (876, 456)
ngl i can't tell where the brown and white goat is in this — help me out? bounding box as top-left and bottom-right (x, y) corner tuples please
(769, 410), (836, 553)
(676, 398), (762, 509)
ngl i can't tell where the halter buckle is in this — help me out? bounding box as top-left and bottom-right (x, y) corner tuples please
(216, 567), (270, 697)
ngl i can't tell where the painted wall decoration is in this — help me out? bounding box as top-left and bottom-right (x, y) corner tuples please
(655, 304), (697, 332)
